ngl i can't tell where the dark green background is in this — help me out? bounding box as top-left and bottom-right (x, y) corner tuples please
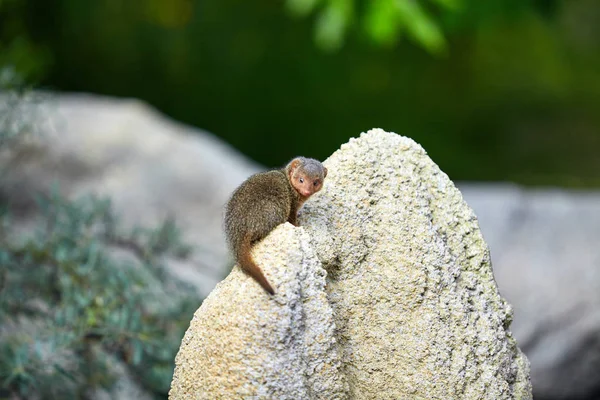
(3, 0), (600, 186)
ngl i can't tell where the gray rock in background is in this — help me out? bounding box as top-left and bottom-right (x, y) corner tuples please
(0, 92), (265, 399)
(460, 184), (600, 400)
(0, 92), (261, 296)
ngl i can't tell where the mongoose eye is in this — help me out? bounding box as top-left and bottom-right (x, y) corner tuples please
(299, 178), (304, 183)
(313, 181), (319, 186)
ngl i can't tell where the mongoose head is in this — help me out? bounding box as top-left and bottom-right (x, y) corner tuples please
(286, 157), (328, 198)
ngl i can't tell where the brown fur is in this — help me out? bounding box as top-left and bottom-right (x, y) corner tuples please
(224, 157), (327, 295)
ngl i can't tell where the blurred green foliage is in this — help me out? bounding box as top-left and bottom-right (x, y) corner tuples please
(0, 0), (51, 83)
(2, 0), (600, 187)
(286, 0), (453, 53)
(0, 194), (197, 398)
(0, 81), (199, 398)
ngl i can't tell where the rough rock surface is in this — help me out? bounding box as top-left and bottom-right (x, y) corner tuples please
(169, 223), (348, 399)
(171, 129), (532, 399)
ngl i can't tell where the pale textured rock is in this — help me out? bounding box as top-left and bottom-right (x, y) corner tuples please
(300, 129), (530, 399)
(169, 223), (348, 399)
(171, 129), (531, 399)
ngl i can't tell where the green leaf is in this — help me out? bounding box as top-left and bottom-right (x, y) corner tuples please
(430, 0), (462, 11)
(364, 0), (401, 45)
(131, 340), (143, 365)
(315, 0), (352, 51)
(286, 0), (321, 16)
(53, 364), (76, 382)
(395, 0), (447, 54)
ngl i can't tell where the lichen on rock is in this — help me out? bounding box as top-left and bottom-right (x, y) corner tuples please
(169, 128), (532, 399)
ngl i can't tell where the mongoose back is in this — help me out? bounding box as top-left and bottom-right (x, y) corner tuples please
(224, 157), (328, 295)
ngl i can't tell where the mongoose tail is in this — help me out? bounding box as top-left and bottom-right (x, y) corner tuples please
(237, 233), (275, 295)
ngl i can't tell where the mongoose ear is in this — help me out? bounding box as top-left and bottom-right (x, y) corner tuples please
(289, 158), (302, 171)
(323, 167), (328, 178)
